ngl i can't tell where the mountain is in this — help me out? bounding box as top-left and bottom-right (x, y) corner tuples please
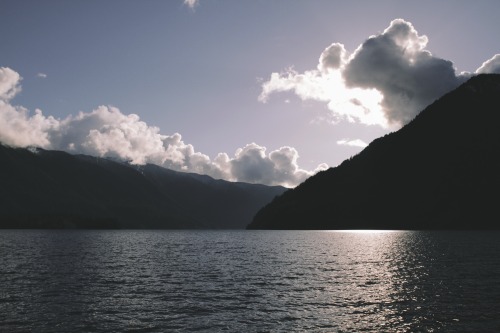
(248, 74), (500, 230)
(0, 145), (286, 229)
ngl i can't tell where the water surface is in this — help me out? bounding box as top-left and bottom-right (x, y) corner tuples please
(1, 230), (499, 332)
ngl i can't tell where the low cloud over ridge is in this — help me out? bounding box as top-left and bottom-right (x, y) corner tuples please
(260, 19), (500, 128)
(0, 67), (326, 187)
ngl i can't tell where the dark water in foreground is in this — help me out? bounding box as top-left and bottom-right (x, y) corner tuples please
(1, 230), (499, 332)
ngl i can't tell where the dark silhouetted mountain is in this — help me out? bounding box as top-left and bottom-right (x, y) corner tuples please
(0, 146), (286, 229)
(248, 74), (500, 230)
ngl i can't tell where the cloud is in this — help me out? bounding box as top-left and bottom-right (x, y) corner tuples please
(48, 106), (170, 165)
(260, 19), (499, 128)
(0, 68), (57, 147)
(318, 43), (347, 72)
(183, 0), (198, 9)
(0, 67), (324, 187)
(259, 67), (386, 126)
(342, 19), (469, 125)
(476, 54), (500, 74)
(37, 73), (47, 79)
(0, 105), (58, 148)
(229, 143), (327, 186)
(336, 138), (368, 148)
(0, 67), (22, 101)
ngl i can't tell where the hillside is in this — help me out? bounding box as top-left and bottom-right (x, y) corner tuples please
(0, 146), (286, 229)
(248, 74), (500, 230)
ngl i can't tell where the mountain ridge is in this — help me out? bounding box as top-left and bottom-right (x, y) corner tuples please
(0, 145), (286, 229)
(248, 74), (500, 230)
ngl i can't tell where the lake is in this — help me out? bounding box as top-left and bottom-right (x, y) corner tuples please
(1, 230), (499, 332)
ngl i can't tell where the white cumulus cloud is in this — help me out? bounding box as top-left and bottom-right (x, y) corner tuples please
(260, 19), (499, 128)
(0, 67), (324, 187)
(229, 143), (327, 186)
(0, 67), (22, 101)
(476, 54), (500, 74)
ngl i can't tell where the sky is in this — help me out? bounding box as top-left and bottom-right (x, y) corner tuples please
(1, 0), (499, 187)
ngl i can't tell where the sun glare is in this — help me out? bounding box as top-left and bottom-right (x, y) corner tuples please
(322, 71), (386, 127)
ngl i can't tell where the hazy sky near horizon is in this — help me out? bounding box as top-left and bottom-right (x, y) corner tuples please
(1, 0), (499, 186)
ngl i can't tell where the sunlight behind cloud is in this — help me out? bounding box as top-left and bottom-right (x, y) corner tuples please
(258, 19), (489, 129)
(259, 68), (386, 127)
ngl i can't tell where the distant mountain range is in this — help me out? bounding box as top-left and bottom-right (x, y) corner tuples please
(248, 74), (500, 230)
(0, 145), (286, 229)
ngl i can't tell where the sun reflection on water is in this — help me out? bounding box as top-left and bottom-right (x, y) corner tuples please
(330, 229), (399, 233)
(2, 230), (499, 332)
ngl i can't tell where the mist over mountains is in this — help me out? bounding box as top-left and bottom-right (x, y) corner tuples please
(0, 145), (285, 229)
(248, 74), (500, 230)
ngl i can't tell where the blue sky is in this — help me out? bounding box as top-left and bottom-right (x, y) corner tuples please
(1, 0), (499, 186)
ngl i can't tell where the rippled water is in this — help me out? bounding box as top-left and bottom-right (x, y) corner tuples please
(1, 230), (500, 332)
